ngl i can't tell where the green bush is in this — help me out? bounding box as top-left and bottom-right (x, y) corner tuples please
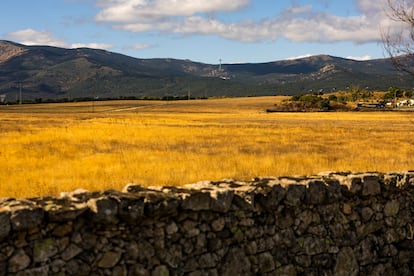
(319, 98), (331, 111)
(290, 93), (331, 110)
(384, 86), (404, 99)
(298, 94), (321, 104)
(328, 94), (338, 101)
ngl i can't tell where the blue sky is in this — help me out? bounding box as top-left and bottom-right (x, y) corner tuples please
(0, 0), (403, 64)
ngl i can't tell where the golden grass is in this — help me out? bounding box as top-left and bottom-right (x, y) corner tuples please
(1, 96), (413, 198)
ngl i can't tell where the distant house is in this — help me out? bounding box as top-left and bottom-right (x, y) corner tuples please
(397, 99), (414, 107)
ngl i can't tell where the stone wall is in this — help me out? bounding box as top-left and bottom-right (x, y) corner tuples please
(1, 171), (414, 275)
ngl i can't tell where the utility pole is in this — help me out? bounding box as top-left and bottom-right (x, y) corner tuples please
(18, 82), (22, 104)
(92, 73), (97, 113)
(394, 88), (397, 109)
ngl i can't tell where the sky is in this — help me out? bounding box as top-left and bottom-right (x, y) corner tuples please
(0, 0), (409, 64)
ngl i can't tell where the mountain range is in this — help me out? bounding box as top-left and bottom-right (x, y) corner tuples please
(1, 40), (413, 101)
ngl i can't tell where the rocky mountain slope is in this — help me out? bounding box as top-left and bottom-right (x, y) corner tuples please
(0, 40), (413, 101)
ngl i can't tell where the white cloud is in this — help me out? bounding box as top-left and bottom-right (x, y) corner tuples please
(6, 28), (114, 51)
(6, 29), (67, 47)
(95, 0), (250, 22)
(355, 0), (386, 15)
(131, 43), (151, 50)
(123, 43), (152, 50)
(71, 42), (113, 50)
(93, 0), (394, 45)
(281, 14), (381, 43)
(346, 55), (372, 61)
(285, 54), (317, 60)
(281, 4), (313, 17)
(6, 0), (401, 53)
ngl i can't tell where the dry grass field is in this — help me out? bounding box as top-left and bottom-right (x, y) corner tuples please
(1, 96), (413, 198)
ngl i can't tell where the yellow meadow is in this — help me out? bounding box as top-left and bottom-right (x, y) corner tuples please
(0, 97), (412, 198)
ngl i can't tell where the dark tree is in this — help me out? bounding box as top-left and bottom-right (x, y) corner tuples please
(382, 0), (414, 75)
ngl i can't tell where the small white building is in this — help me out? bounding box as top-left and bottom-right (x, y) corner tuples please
(397, 99), (414, 107)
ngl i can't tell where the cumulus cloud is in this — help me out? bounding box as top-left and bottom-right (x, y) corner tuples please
(95, 0), (250, 22)
(346, 55), (372, 61)
(355, 0), (386, 15)
(71, 42), (113, 50)
(7, 1), (398, 52)
(6, 29), (67, 47)
(123, 43), (152, 50)
(93, 0), (395, 44)
(6, 29), (115, 51)
(285, 54), (317, 60)
(281, 13), (381, 43)
(281, 4), (313, 17)
(130, 43), (151, 50)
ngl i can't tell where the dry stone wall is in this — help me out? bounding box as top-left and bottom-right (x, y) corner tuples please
(1, 171), (414, 275)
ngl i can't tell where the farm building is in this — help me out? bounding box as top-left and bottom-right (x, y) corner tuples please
(397, 99), (414, 107)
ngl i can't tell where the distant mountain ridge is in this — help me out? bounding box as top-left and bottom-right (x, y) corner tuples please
(0, 40), (413, 101)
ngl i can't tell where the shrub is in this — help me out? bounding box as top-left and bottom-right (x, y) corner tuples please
(298, 94), (321, 104)
(328, 94), (338, 102)
(288, 93), (331, 111)
(384, 86), (404, 99)
(319, 98), (331, 111)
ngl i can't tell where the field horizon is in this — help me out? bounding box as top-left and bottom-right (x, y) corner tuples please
(1, 96), (413, 198)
